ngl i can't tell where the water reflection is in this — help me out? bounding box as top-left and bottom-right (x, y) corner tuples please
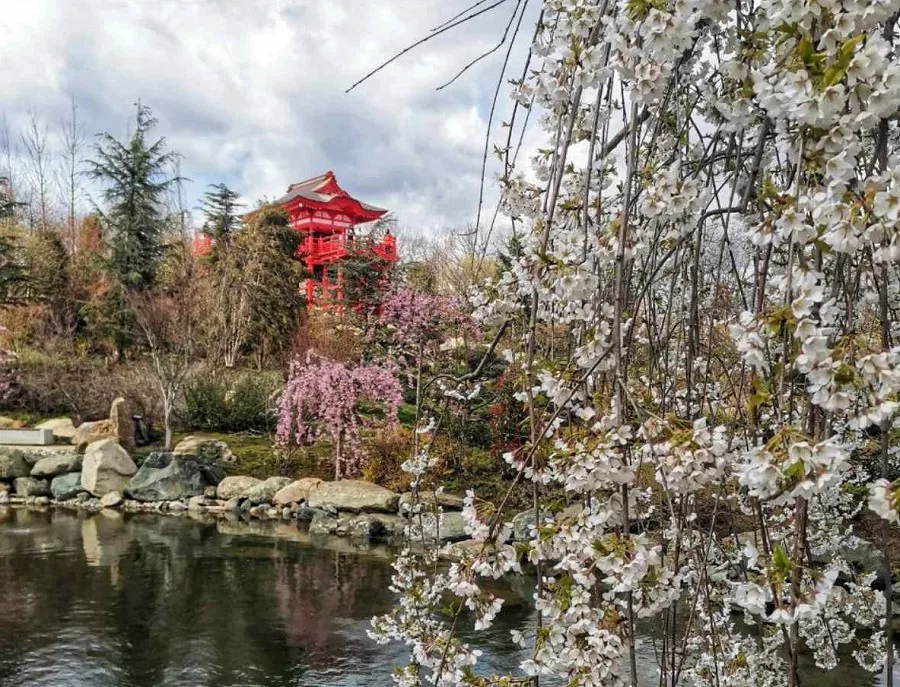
(0, 507), (534, 686)
(0, 506), (892, 686)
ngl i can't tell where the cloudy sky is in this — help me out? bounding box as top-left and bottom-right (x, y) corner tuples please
(0, 0), (541, 235)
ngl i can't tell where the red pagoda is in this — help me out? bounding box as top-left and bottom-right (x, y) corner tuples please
(195, 171), (397, 307)
(270, 171), (396, 306)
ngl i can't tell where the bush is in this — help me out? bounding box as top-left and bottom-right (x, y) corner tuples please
(179, 370), (281, 433)
(9, 355), (162, 426)
(361, 426), (415, 492)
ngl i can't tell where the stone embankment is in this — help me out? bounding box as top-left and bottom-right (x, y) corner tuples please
(0, 406), (512, 552)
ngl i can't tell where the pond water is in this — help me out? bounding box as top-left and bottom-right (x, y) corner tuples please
(0, 507), (894, 686)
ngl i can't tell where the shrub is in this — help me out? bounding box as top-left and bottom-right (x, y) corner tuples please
(179, 370), (280, 433)
(10, 356), (162, 426)
(361, 426), (415, 493)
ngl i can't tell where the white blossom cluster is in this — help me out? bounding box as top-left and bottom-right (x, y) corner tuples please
(373, 0), (900, 685)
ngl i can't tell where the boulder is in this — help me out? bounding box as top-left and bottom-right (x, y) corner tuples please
(243, 476), (293, 505)
(14, 476), (50, 497)
(100, 491), (124, 509)
(511, 510), (536, 542)
(35, 418), (78, 441)
(272, 478), (323, 506)
(72, 420), (115, 452)
(80, 439), (137, 496)
(309, 509), (341, 536)
(109, 397), (135, 451)
(399, 490), (464, 514)
(173, 436), (236, 466)
(216, 475), (261, 500)
(124, 452), (207, 502)
(411, 511), (468, 543)
(223, 496), (241, 512)
(440, 539), (516, 563)
(30, 452), (82, 478)
(51, 472), (83, 500)
(0, 449), (29, 479)
(307, 480), (400, 514)
(71, 398), (135, 451)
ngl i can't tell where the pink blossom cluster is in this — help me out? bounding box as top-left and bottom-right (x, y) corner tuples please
(379, 288), (478, 350)
(276, 356), (403, 477)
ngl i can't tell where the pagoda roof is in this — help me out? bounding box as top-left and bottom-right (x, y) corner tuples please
(270, 171), (387, 222)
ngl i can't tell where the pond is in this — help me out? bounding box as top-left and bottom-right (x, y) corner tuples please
(0, 507), (893, 686)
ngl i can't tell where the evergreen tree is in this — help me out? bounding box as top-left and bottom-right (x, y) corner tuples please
(87, 103), (179, 289)
(199, 183), (242, 245)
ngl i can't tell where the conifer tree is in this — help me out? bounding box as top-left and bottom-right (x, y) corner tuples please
(199, 183), (242, 246)
(87, 103), (179, 289)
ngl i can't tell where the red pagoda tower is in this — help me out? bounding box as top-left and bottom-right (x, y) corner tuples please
(195, 172), (397, 308)
(270, 171), (396, 306)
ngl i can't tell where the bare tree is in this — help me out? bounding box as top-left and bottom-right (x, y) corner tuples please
(127, 246), (201, 449)
(21, 109), (53, 231)
(58, 98), (84, 251)
(0, 114), (20, 229)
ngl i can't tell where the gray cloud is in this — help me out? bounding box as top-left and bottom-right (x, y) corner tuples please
(0, 0), (540, 233)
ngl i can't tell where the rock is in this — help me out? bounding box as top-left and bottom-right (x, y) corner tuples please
(399, 490), (464, 514)
(80, 439), (137, 496)
(349, 513), (406, 540)
(281, 507), (292, 519)
(309, 509), (340, 536)
(100, 491), (124, 509)
(168, 501), (186, 513)
(295, 506), (316, 522)
(71, 398), (135, 451)
(173, 436), (235, 480)
(72, 420), (115, 451)
(14, 476), (50, 497)
(511, 510), (536, 542)
(272, 478), (323, 506)
(51, 472), (83, 500)
(307, 480), (400, 514)
(30, 452), (82, 478)
(109, 397), (135, 451)
(0, 449), (29, 479)
(0, 491), (8, 504)
(187, 495), (208, 511)
(440, 539), (516, 563)
(204, 486), (217, 498)
(411, 511), (468, 543)
(125, 452), (207, 502)
(348, 515), (383, 539)
(217, 476), (261, 500)
(34, 496), (50, 506)
(35, 418), (78, 441)
(248, 505), (264, 518)
(223, 496), (241, 512)
(243, 476), (293, 505)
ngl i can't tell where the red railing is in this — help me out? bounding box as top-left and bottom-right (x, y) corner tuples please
(302, 232), (397, 267)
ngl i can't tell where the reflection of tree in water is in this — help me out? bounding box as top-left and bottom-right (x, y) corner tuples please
(109, 515), (305, 685)
(273, 544), (396, 667)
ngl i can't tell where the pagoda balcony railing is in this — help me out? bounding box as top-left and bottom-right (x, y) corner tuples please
(301, 232), (397, 266)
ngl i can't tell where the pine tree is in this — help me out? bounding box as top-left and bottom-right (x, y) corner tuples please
(199, 183), (242, 246)
(87, 103), (179, 290)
